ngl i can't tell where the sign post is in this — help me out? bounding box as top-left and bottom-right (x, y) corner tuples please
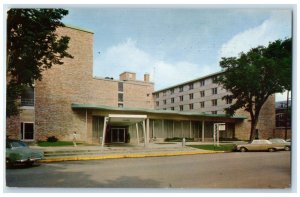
(213, 123), (226, 147)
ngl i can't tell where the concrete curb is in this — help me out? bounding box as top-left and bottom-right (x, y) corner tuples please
(39, 150), (224, 163)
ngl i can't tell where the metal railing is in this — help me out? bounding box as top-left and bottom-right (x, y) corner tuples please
(21, 99), (34, 106)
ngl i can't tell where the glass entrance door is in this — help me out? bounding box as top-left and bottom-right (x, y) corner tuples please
(110, 128), (126, 143)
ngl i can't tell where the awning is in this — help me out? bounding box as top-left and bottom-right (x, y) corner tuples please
(108, 114), (147, 126)
(71, 103), (247, 120)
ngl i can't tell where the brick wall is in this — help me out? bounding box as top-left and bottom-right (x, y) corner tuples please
(33, 26), (154, 142)
(235, 95), (276, 140)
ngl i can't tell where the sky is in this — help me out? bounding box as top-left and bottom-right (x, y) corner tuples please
(61, 6), (292, 101)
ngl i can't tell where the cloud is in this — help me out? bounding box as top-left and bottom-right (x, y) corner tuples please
(219, 11), (292, 59)
(94, 38), (216, 90)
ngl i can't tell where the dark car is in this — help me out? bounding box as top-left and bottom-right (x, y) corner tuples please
(6, 139), (44, 167)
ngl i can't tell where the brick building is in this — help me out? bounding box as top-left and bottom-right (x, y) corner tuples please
(6, 25), (276, 145)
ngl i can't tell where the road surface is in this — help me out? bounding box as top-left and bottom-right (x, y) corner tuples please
(6, 151), (291, 189)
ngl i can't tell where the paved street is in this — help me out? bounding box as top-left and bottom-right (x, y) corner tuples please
(6, 151), (291, 189)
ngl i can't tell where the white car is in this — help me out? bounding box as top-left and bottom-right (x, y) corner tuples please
(234, 139), (285, 152)
(269, 138), (291, 151)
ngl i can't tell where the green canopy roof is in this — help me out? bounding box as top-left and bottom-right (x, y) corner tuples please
(71, 103), (247, 119)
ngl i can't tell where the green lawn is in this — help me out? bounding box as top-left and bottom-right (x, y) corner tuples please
(37, 141), (83, 147)
(188, 144), (235, 152)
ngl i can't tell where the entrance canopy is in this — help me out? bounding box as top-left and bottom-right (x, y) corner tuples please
(108, 114), (147, 126)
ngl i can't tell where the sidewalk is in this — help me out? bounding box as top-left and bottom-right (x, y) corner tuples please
(30, 142), (225, 163)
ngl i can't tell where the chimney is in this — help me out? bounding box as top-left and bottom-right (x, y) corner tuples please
(144, 73), (150, 82)
(119, 72), (136, 81)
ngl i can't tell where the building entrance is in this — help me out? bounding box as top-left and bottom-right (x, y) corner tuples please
(110, 127), (126, 143)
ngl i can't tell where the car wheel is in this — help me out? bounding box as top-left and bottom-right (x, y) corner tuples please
(268, 148), (276, 152)
(6, 158), (13, 168)
(240, 147), (247, 152)
(284, 146), (290, 151)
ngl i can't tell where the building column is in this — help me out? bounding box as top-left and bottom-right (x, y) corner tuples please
(101, 117), (109, 147)
(173, 120), (175, 138)
(152, 120), (155, 138)
(146, 118), (150, 143)
(162, 119), (164, 138)
(202, 120), (205, 142)
(142, 120), (146, 147)
(136, 123), (139, 144)
(189, 120), (192, 138)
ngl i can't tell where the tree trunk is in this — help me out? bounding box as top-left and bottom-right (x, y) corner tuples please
(249, 114), (259, 141)
(285, 90), (289, 140)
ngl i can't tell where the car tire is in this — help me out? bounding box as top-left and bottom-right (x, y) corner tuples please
(6, 158), (13, 168)
(268, 148), (276, 152)
(240, 147), (247, 152)
(284, 146), (290, 151)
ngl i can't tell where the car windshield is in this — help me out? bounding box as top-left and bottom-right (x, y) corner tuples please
(9, 141), (28, 148)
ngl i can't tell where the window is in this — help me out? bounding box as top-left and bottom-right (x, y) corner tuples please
(171, 107), (174, 111)
(179, 86), (183, 92)
(170, 89), (174, 94)
(163, 91), (166, 96)
(156, 101), (159, 107)
(212, 76), (218, 83)
(118, 93), (123, 102)
(212, 111), (217, 114)
(189, 93), (193, 100)
(212, 87), (218, 95)
(171, 98), (174, 103)
(156, 93), (159, 98)
(200, 101), (205, 108)
(118, 82), (123, 92)
(200, 80), (205, 86)
(180, 105), (183, 111)
(21, 87), (34, 106)
(163, 108), (167, 110)
(189, 103), (194, 110)
(20, 122), (34, 140)
(200, 90), (205, 97)
(180, 95), (183, 101)
(118, 103), (123, 108)
(226, 98), (232, 104)
(189, 83), (194, 90)
(212, 99), (217, 106)
(163, 100), (166, 105)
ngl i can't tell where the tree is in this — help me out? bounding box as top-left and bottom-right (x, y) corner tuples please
(6, 9), (73, 117)
(217, 38), (292, 141)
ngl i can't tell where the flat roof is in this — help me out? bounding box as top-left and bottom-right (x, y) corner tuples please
(153, 71), (224, 93)
(71, 103), (246, 119)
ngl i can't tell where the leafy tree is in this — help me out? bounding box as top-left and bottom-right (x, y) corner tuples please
(6, 9), (73, 117)
(217, 38), (292, 141)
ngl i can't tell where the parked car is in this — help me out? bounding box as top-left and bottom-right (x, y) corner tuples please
(269, 138), (291, 151)
(6, 139), (44, 167)
(234, 139), (285, 152)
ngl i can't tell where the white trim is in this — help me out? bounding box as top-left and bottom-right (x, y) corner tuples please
(108, 114), (147, 119)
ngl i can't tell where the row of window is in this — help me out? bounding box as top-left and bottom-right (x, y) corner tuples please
(157, 99), (220, 108)
(162, 106), (218, 114)
(157, 98), (232, 108)
(157, 87), (218, 99)
(156, 88), (231, 106)
(118, 82), (124, 108)
(156, 76), (218, 98)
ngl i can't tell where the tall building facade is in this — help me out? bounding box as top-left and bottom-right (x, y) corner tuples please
(153, 72), (276, 140)
(6, 25), (276, 144)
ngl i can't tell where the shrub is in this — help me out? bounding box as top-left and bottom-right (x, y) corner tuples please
(164, 137), (194, 142)
(47, 136), (58, 142)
